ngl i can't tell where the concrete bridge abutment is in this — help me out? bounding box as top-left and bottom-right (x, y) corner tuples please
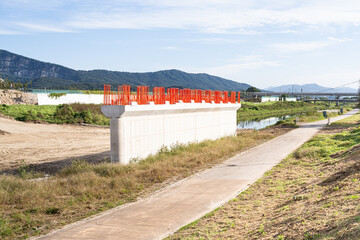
(102, 102), (241, 164)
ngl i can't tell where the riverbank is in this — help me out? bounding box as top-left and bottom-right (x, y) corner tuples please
(238, 101), (349, 121)
(169, 112), (360, 240)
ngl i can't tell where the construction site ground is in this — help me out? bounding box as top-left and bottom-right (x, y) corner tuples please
(0, 116), (110, 174)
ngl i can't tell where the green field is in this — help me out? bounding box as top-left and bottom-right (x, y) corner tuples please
(0, 103), (109, 126)
(237, 101), (344, 120)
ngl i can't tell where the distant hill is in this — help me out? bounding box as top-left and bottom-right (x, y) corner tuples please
(0, 49), (252, 91)
(265, 83), (357, 93)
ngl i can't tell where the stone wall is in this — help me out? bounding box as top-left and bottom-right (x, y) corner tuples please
(0, 89), (38, 105)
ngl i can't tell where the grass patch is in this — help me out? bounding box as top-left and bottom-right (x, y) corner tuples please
(237, 101), (330, 120)
(168, 111), (360, 240)
(275, 108), (346, 128)
(81, 90), (103, 95)
(0, 103), (109, 125)
(0, 127), (287, 239)
(48, 93), (66, 99)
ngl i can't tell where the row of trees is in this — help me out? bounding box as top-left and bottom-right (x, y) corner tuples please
(0, 78), (32, 91)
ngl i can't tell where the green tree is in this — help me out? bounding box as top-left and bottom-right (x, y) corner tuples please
(246, 86), (261, 92)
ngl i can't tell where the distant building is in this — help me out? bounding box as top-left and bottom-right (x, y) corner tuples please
(261, 96), (279, 102)
(285, 97), (296, 102)
(261, 96), (297, 102)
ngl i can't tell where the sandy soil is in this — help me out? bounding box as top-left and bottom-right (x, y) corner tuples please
(0, 117), (110, 174)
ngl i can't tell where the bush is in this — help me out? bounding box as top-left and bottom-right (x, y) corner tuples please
(80, 109), (93, 124)
(54, 104), (76, 123)
(293, 146), (328, 159)
(48, 93), (66, 99)
(0, 104), (110, 126)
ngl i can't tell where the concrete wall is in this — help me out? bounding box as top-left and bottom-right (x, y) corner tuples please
(37, 93), (103, 105)
(102, 102), (241, 164)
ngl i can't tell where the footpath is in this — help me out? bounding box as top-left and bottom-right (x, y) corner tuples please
(36, 109), (359, 240)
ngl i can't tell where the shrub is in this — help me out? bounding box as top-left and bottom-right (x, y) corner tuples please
(80, 110), (93, 124)
(54, 104), (76, 123)
(293, 146), (328, 159)
(48, 93), (66, 99)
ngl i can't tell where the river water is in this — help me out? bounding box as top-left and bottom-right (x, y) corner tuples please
(237, 115), (292, 130)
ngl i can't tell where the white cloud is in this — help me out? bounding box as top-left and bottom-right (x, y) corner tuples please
(204, 55), (281, 77)
(272, 36), (353, 53)
(326, 36), (352, 43)
(0, 29), (20, 35)
(272, 41), (331, 53)
(16, 23), (73, 33)
(3, 0), (360, 34)
(161, 46), (179, 51)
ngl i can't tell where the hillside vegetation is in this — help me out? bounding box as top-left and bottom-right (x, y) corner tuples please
(0, 50), (251, 91)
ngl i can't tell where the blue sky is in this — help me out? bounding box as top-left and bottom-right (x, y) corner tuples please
(1, 0), (360, 89)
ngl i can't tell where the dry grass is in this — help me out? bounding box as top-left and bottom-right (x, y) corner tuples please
(0, 126), (293, 239)
(169, 113), (360, 240)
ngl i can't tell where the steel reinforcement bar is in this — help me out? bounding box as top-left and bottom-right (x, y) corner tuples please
(103, 84), (241, 105)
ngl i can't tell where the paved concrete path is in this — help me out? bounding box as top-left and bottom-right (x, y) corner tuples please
(36, 109), (358, 240)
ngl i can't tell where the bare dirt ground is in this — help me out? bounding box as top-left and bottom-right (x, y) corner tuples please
(0, 116), (110, 174)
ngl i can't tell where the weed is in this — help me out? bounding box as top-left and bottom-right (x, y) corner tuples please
(322, 202), (334, 208)
(17, 160), (29, 179)
(48, 93), (66, 99)
(45, 208), (60, 215)
(0, 216), (12, 238)
(282, 205), (290, 211)
(344, 195), (359, 200)
(258, 224), (265, 235)
(304, 232), (320, 240)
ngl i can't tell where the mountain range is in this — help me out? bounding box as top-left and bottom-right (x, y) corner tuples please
(0, 50), (251, 91)
(265, 84), (357, 93)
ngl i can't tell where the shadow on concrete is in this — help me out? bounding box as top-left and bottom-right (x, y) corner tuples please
(0, 151), (111, 176)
